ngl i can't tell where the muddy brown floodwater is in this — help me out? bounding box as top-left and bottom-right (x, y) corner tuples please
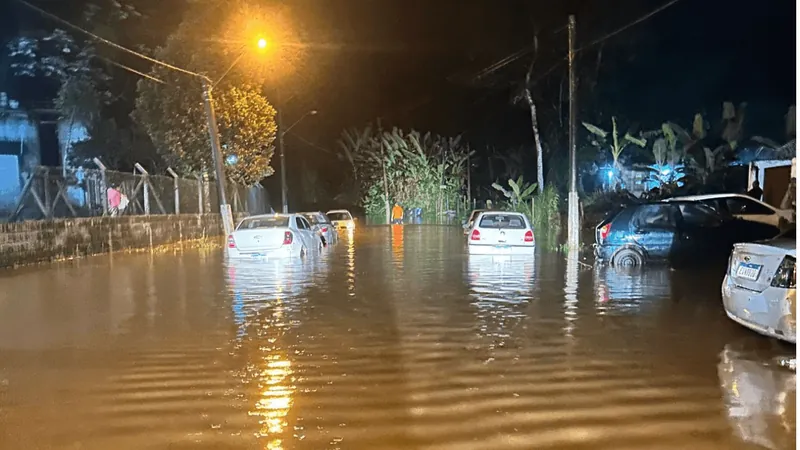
(0, 226), (795, 450)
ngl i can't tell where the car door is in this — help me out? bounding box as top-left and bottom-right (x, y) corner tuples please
(629, 204), (679, 261)
(724, 197), (779, 227)
(294, 216), (314, 249)
(674, 203), (729, 260)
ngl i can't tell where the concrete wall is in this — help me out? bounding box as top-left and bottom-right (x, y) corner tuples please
(0, 214), (226, 269)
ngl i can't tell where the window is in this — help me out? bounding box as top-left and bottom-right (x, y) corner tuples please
(631, 205), (677, 230)
(478, 214), (527, 229)
(328, 211), (352, 221)
(238, 216), (289, 229)
(678, 203), (723, 227)
(303, 213), (326, 225)
(725, 198), (775, 215)
(295, 217), (310, 230)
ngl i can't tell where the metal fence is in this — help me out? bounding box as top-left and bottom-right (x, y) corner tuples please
(0, 165), (272, 222)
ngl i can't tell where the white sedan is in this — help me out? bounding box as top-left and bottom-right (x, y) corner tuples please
(722, 228), (796, 343)
(326, 209), (356, 232)
(227, 214), (322, 259)
(301, 211), (339, 246)
(666, 193), (793, 229)
(467, 211), (535, 255)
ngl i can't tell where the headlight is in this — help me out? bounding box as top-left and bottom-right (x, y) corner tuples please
(771, 255), (796, 289)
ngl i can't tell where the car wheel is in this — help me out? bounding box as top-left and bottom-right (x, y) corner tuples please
(612, 248), (644, 267)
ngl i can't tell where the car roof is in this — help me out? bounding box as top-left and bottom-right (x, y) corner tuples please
(299, 211), (324, 215)
(665, 193), (772, 204)
(326, 209), (351, 213)
(245, 213), (296, 219)
(477, 210), (527, 217)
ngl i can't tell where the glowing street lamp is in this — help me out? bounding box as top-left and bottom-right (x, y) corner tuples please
(257, 38), (268, 50)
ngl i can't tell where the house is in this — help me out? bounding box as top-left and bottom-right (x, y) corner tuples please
(737, 140), (795, 208)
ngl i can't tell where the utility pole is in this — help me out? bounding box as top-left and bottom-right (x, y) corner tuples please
(201, 78), (234, 235)
(466, 150), (472, 210)
(277, 91), (288, 213)
(567, 15), (580, 249)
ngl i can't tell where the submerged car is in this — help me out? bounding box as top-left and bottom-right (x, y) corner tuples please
(722, 228), (796, 343)
(665, 193), (793, 229)
(467, 211), (535, 255)
(300, 211), (338, 246)
(462, 209), (488, 235)
(227, 214), (322, 259)
(594, 201), (780, 267)
(326, 209), (356, 231)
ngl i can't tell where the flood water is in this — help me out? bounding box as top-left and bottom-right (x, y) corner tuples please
(0, 226), (795, 449)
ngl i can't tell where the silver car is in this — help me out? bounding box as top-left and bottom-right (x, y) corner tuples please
(300, 211), (339, 246)
(722, 228), (796, 343)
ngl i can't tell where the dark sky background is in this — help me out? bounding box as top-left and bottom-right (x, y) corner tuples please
(1, 0), (796, 196)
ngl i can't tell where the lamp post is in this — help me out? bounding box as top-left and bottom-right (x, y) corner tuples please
(278, 109), (318, 213)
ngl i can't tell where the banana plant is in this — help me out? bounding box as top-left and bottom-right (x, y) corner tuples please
(582, 116), (647, 173)
(492, 176), (537, 207)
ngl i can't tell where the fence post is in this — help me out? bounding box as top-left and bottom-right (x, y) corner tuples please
(167, 167), (180, 214)
(93, 158), (108, 216)
(134, 163), (150, 215)
(195, 174), (204, 214)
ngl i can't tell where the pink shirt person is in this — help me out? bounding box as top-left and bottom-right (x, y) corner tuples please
(107, 187), (122, 209)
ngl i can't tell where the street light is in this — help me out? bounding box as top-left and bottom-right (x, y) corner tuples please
(279, 109), (318, 213)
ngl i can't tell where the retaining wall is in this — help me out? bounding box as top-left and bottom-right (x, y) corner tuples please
(0, 214), (227, 269)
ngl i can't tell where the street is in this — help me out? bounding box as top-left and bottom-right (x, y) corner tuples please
(0, 226), (795, 450)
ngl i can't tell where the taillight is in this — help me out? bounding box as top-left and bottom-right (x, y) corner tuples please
(321, 226), (328, 233)
(227, 235), (236, 248)
(524, 230), (534, 242)
(771, 255), (796, 289)
(283, 231), (293, 245)
(599, 223), (611, 241)
(470, 229), (481, 241)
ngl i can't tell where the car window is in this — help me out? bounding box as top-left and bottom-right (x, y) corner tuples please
(302, 213), (325, 225)
(302, 217), (312, 229)
(238, 216), (289, 229)
(328, 212), (352, 221)
(725, 198), (774, 215)
(320, 213), (332, 224)
(478, 214), (527, 229)
(631, 205), (677, 230)
(295, 217), (309, 230)
(678, 203), (723, 227)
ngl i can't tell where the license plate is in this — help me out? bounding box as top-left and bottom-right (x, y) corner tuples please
(736, 262), (762, 281)
(250, 252), (267, 259)
(494, 245), (511, 249)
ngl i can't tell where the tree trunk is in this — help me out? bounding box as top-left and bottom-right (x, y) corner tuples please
(525, 89), (545, 194)
(381, 155), (390, 224)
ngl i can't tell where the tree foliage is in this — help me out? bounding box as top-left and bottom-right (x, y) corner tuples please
(133, 0), (290, 186)
(338, 125), (473, 219)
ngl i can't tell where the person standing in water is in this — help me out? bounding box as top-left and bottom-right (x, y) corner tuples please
(391, 203), (404, 224)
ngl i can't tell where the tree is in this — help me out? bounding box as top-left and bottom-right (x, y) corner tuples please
(133, 0), (290, 186)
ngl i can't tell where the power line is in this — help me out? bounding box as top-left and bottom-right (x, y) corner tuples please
(13, 0), (203, 79)
(471, 0), (684, 85)
(99, 56), (166, 84)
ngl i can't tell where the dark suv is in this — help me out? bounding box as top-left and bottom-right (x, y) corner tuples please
(594, 201), (780, 267)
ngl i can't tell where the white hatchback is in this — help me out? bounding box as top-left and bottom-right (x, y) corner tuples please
(227, 214), (322, 259)
(467, 211), (535, 255)
(722, 228), (796, 343)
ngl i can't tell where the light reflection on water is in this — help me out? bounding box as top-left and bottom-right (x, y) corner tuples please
(0, 227), (794, 449)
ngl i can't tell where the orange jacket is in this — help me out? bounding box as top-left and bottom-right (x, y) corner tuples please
(391, 205), (404, 220)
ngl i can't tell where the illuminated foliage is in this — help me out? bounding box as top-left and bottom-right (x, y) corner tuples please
(133, 0), (290, 186)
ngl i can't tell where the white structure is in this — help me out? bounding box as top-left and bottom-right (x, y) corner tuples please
(0, 93), (40, 211)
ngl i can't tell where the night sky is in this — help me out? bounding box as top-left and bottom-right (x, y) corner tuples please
(1, 0), (796, 184)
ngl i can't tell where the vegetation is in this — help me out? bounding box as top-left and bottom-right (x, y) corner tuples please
(133, 0), (292, 186)
(6, 1), (167, 172)
(582, 117), (648, 185)
(338, 125), (472, 221)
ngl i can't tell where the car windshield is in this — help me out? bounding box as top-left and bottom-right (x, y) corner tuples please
(328, 212), (352, 221)
(302, 213), (328, 224)
(479, 214), (526, 229)
(237, 216), (289, 229)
